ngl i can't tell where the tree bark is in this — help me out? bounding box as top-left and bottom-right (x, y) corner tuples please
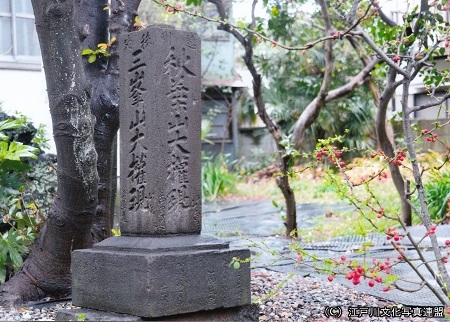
(346, 34), (412, 226)
(74, 0), (116, 242)
(0, 0), (142, 305)
(0, 0), (98, 305)
(74, 0), (140, 242)
(376, 68), (412, 226)
(208, 0), (297, 236)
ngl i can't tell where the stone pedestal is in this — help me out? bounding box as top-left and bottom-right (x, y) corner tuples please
(71, 235), (251, 318)
(56, 304), (260, 321)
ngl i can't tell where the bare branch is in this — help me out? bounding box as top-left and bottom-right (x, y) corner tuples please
(347, 0), (361, 23)
(325, 57), (381, 102)
(353, 27), (409, 77)
(153, 0), (345, 51)
(207, 0), (247, 46)
(409, 92), (450, 114)
(291, 0), (334, 149)
(371, 0), (397, 27)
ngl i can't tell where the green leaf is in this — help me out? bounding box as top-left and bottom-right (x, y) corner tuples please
(81, 48), (94, 56)
(233, 261), (241, 269)
(7, 141), (38, 159)
(0, 265), (5, 284)
(0, 160), (31, 172)
(186, 0), (202, 6)
(362, 241), (373, 247)
(271, 6), (279, 17)
(272, 200), (279, 208)
(7, 246), (22, 268)
(111, 228), (121, 236)
(384, 274), (398, 285)
(0, 119), (23, 132)
(88, 55), (97, 63)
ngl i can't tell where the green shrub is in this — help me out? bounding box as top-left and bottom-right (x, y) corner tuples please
(0, 111), (55, 284)
(202, 153), (237, 201)
(236, 147), (275, 177)
(423, 171), (450, 222)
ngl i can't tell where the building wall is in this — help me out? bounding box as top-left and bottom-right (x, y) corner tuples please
(0, 68), (56, 153)
(238, 127), (277, 162)
(415, 119), (450, 154)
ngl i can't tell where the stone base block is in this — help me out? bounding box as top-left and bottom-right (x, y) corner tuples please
(71, 235), (251, 318)
(56, 304), (259, 321)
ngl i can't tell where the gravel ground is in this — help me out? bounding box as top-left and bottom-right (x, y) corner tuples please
(251, 269), (444, 321)
(0, 269), (445, 321)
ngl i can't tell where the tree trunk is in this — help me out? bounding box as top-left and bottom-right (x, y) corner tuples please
(277, 156), (297, 235)
(208, 0), (298, 237)
(0, 0), (142, 305)
(375, 68), (412, 226)
(247, 50), (298, 237)
(74, 0), (117, 242)
(0, 0), (98, 305)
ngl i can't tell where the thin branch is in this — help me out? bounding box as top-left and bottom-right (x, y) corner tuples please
(153, 0), (349, 51)
(324, 57), (381, 102)
(352, 27), (409, 77)
(393, 282), (425, 293)
(291, 0), (333, 148)
(207, 0), (247, 45)
(292, 47), (379, 148)
(341, 2), (372, 38)
(347, 0), (361, 24)
(371, 0), (397, 27)
(409, 92), (450, 114)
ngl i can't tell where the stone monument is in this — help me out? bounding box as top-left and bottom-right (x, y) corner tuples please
(69, 26), (255, 320)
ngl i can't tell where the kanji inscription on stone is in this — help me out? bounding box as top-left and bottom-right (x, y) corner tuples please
(119, 26), (202, 235)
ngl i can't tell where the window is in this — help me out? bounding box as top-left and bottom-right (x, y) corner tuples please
(414, 92), (449, 120)
(202, 99), (233, 142)
(0, 0), (41, 69)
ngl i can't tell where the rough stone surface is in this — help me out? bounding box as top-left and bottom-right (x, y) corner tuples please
(70, 26), (252, 320)
(93, 234), (229, 252)
(119, 26), (202, 236)
(71, 236), (251, 318)
(56, 308), (142, 321)
(56, 304), (259, 321)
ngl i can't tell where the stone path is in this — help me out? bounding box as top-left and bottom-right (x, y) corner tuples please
(202, 200), (450, 307)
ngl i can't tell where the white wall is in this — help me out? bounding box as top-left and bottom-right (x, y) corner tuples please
(0, 68), (56, 153)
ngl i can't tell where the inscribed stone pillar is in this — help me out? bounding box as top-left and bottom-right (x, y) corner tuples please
(119, 27), (202, 235)
(71, 26), (253, 319)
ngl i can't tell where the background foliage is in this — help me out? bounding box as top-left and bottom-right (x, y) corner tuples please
(0, 109), (56, 284)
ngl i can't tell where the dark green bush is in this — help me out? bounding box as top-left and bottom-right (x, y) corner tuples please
(0, 110), (57, 284)
(202, 153), (237, 201)
(423, 171), (450, 222)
